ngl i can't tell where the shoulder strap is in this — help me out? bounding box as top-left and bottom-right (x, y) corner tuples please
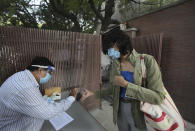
(141, 55), (146, 78)
(141, 55), (147, 87)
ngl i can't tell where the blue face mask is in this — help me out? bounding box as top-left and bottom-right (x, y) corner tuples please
(108, 48), (120, 60)
(40, 73), (51, 84)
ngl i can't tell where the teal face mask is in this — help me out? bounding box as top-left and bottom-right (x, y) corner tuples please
(30, 65), (54, 84)
(108, 48), (120, 60)
(40, 73), (51, 84)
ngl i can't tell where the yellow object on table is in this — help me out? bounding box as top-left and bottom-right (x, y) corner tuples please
(45, 87), (61, 97)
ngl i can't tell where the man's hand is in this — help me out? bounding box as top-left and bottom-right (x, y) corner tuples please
(69, 88), (78, 98)
(80, 89), (94, 102)
(114, 76), (128, 88)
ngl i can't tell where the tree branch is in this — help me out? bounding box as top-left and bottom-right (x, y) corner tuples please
(29, 4), (40, 7)
(130, 0), (162, 5)
(88, 0), (104, 21)
(101, 0), (116, 31)
(104, 0), (115, 19)
(19, 2), (38, 27)
(49, 0), (82, 31)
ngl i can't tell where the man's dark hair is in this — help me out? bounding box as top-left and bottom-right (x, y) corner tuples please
(102, 26), (133, 56)
(26, 56), (54, 71)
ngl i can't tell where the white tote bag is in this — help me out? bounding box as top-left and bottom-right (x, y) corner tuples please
(140, 55), (186, 131)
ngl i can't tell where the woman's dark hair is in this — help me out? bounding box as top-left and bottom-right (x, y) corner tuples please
(102, 26), (133, 56)
(26, 56), (54, 71)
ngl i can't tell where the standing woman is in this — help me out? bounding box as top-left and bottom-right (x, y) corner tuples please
(97, 27), (165, 131)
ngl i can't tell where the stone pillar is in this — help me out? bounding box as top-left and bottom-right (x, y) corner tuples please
(126, 27), (138, 38)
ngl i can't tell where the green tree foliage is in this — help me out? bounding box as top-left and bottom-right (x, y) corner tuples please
(0, 0), (38, 27)
(0, 0), (118, 32)
(0, 0), (181, 32)
(42, 0), (99, 32)
(50, 0), (119, 31)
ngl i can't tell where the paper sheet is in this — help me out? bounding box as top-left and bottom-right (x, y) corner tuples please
(49, 112), (74, 130)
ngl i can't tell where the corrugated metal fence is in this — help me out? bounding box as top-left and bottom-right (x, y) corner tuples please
(0, 27), (101, 110)
(128, 33), (163, 65)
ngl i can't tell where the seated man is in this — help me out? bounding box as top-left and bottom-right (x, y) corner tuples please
(0, 56), (86, 131)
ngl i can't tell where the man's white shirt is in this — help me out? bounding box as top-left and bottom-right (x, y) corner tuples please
(0, 69), (75, 131)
